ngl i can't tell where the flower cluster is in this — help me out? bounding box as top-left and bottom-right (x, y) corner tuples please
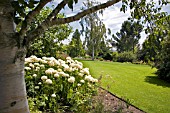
(25, 55), (98, 112)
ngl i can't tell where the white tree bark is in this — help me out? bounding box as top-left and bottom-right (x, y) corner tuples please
(0, 1), (29, 113)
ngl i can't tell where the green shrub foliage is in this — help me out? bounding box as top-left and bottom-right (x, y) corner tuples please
(156, 36), (170, 82)
(117, 51), (136, 62)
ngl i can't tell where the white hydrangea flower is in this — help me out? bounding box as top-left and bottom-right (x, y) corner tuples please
(82, 68), (90, 75)
(30, 55), (40, 62)
(72, 67), (78, 71)
(45, 69), (53, 75)
(70, 63), (75, 68)
(42, 57), (47, 60)
(25, 58), (33, 63)
(65, 67), (73, 72)
(33, 74), (37, 77)
(64, 73), (69, 77)
(53, 70), (58, 74)
(35, 86), (39, 89)
(35, 67), (40, 71)
(76, 92), (80, 95)
(30, 55), (37, 59)
(54, 60), (60, 65)
(58, 59), (65, 65)
(40, 64), (45, 68)
(45, 79), (52, 84)
(58, 71), (65, 76)
(48, 60), (55, 66)
(58, 68), (62, 72)
(34, 63), (39, 66)
(40, 59), (48, 64)
(80, 80), (85, 83)
(77, 83), (81, 87)
(29, 63), (34, 68)
(54, 73), (59, 78)
(24, 67), (31, 70)
(78, 73), (84, 77)
(68, 76), (75, 83)
(49, 57), (55, 61)
(41, 76), (48, 80)
(92, 78), (98, 83)
(66, 57), (72, 60)
(51, 93), (56, 98)
(85, 75), (93, 82)
(38, 82), (42, 85)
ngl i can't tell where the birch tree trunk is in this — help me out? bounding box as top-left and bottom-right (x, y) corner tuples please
(0, 1), (29, 113)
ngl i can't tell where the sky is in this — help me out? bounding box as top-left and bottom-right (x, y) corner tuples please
(52, 0), (170, 45)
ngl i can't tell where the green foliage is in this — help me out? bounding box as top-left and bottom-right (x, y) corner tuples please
(27, 7), (72, 57)
(56, 51), (69, 60)
(102, 52), (113, 61)
(117, 51), (136, 63)
(112, 20), (143, 53)
(156, 35), (170, 82)
(112, 52), (118, 62)
(25, 56), (98, 112)
(67, 29), (85, 57)
(80, 0), (106, 60)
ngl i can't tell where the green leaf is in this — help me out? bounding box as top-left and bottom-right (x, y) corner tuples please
(68, 0), (74, 10)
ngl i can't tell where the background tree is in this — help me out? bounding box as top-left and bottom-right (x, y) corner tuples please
(67, 29), (84, 57)
(112, 20), (143, 53)
(80, 0), (107, 60)
(0, 0), (168, 112)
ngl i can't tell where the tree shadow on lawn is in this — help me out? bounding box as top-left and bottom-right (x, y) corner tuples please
(145, 76), (170, 88)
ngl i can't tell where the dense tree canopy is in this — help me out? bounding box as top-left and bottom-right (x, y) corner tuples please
(67, 29), (84, 57)
(112, 20), (143, 53)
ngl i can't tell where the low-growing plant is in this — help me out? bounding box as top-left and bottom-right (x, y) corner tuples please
(117, 51), (136, 63)
(25, 56), (98, 112)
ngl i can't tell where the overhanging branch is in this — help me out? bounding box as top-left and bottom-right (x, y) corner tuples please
(26, 0), (121, 46)
(52, 0), (121, 25)
(46, 0), (68, 21)
(19, 0), (52, 38)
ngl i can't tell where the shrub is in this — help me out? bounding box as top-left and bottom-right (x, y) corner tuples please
(25, 56), (98, 112)
(112, 52), (118, 62)
(56, 51), (69, 60)
(103, 52), (113, 61)
(156, 36), (170, 82)
(117, 52), (136, 63)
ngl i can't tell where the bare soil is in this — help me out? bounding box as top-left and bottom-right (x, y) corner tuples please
(92, 88), (145, 113)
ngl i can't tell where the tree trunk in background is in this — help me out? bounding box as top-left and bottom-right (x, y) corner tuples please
(92, 44), (95, 61)
(0, 1), (29, 113)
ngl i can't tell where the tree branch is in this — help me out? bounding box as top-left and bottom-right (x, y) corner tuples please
(52, 0), (121, 25)
(26, 0), (121, 46)
(19, 0), (52, 38)
(46, 0), (68, 21)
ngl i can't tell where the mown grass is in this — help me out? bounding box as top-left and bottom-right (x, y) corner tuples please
(80, 60), (170, 113)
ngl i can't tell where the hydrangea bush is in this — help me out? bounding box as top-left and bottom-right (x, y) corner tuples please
(25, 56), (98, 112)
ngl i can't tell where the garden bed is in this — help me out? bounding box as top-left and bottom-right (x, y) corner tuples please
(92, 88), (145, 113)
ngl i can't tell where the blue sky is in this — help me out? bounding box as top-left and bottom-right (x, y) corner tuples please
(52, 0), (170, 44)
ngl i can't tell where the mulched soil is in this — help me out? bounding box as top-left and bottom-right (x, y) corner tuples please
(92, 88), (145, 113)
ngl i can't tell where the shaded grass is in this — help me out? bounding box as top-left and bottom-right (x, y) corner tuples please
(80, 60), (170, 113)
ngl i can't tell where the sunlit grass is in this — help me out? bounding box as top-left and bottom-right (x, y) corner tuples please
(80, 60), (170, 113)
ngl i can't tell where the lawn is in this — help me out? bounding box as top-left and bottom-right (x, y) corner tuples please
(80, 60), (170, 113)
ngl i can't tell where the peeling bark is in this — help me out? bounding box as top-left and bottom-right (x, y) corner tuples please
(0, 1), (29, 113)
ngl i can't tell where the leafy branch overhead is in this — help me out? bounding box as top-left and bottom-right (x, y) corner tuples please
(11, 0), (168, 47)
